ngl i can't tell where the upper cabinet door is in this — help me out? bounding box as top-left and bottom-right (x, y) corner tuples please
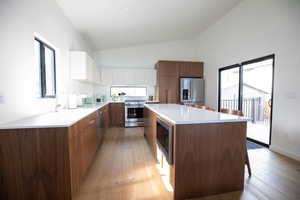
(70, 51), (99, 83)
(179, 62), (203, 78)
(100, 68), (113, 86)
(156, 61), (179, 77)
(70, 51), (89, 80)
(93, 67), (101, 84)
(112, 69), (124, 85)
(100, 68), (156, 86)
(144, 69), (156, 86)
(87, 55), (94, 82)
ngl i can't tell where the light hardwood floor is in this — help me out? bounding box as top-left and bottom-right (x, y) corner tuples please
(74, 128), (300, 200)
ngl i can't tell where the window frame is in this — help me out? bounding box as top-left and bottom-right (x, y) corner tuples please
(110, 86), (148, 97)
(218, 64), (241, 111)
(35, 38), (57, 98)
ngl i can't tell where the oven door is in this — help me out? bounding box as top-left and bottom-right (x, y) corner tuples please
(125, 105), (144, 127)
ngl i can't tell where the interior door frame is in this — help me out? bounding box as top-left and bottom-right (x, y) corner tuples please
(218, 54), (275, 147)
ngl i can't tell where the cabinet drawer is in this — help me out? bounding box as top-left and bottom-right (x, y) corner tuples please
(79, 112), (97, 131)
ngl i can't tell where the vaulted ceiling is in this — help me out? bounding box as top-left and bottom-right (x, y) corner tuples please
(56, 0), (242, 50)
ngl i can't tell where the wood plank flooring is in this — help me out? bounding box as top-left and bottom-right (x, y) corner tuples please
(74, 128), (300, 200)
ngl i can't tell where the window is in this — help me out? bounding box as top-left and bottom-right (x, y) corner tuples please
(110, 86), (147, 97)
(34, 38), (56, 98)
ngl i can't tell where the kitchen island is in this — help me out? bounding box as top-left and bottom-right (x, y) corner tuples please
(144, 104), (248, 200)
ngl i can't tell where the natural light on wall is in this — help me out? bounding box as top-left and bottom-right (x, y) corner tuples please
(110, 86), (147, 97)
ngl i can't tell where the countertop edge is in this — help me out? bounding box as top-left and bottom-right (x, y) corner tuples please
(144, 104), (177, 124)
(144, 104), (249, 125)
(0, 102), (110, 130)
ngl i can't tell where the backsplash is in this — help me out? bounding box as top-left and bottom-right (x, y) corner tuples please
(94, 85), (155, 101)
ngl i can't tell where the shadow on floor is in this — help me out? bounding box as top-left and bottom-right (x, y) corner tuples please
(246, 141), (265, 150)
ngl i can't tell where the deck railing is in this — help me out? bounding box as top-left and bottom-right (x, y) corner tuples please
(221, 97), (270, 124)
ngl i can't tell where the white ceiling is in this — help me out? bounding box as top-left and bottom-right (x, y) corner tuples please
(56, 0), (242, 50)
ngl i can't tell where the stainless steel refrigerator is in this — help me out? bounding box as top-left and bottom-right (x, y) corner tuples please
(180, 78), (205, 105)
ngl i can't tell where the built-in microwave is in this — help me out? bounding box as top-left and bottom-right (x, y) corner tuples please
(156, 118), (173, 164)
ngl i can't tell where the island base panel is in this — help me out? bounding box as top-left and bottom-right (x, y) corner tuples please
(174, 122), (246, 200)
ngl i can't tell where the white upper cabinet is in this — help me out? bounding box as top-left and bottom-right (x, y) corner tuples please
(100, 68), (113, 86)
(99, 68), (156, 86)
(144, 69), (157, 85)
(93, 67), (101, 84)
(70, 51), (100, 84)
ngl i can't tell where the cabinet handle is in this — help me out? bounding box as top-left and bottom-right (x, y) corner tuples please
(89, 119), (96, 125)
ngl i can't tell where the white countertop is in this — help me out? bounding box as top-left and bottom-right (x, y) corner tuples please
(145, 100), (160, 103)
(145, 104), (248, 125)
(0, 103), (109, 130)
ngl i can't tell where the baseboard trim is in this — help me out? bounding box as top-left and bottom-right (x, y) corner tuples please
(270, 145), (300, 162)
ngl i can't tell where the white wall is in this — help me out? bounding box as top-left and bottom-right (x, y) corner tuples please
(196, 0), (300, 160)
(0, 0), (95, 124)
(94, 40), (198, 68)
(94, 40), (198, 98)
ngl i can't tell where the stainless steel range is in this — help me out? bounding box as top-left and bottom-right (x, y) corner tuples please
(125, 100), (145, 127)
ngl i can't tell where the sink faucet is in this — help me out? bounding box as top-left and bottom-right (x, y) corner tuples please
(54, 104), (62, 112)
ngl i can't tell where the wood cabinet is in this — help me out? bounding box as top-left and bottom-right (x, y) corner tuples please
(144, 107), (158, 156)
(0, 128), (71, 200)
(79, 113), (98, 178)
(110, 103), (125, 127)
(156, 61), (179, 77)
(96, 105), (109, 146)
(178, 61), (203, 77)
(103, 104), (110, 128)
(144, 107), (175, 188)
(156, 61), (179, 104)
(155, 60), (204, 103)
(69, 105), (111, 198)
(158, 76), (179, 103)
(68, 111), (100, 198)
(69, 123), (82, 196)
(0, 106), (110, 200)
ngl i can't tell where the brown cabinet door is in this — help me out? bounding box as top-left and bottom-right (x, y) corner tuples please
(103, 105), (110, 128)
(159, 76), (179, 103)
(80, 118), (97, 177)
(179, 62), (203, 77)
(144, 108), (157, 157)
(96, 110), (102, 146)
(156, 61), (203, 104)
(156, 61), (179, 77)
(69, 124), (81, 196)
(88, 121), (98, 162)
(158, 87), (168, 103)
(110, 103), (125, 127)
(144, 108), (149, 139)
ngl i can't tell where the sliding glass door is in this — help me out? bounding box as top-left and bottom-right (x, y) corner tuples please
(242, 57), (274, 145)
(218, 55), (275, 146)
